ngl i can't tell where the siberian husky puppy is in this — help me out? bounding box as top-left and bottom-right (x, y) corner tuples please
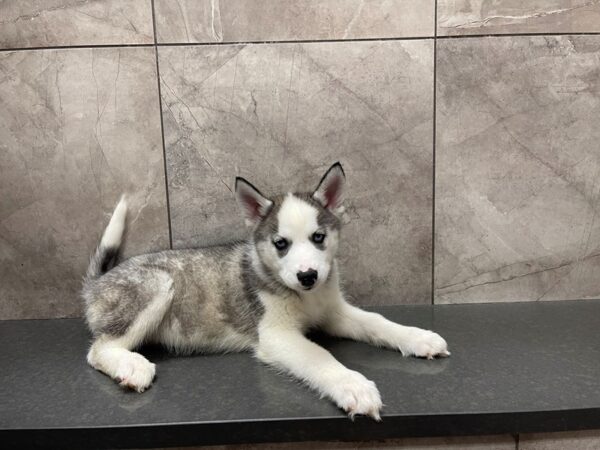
(83, 162), (449, 420)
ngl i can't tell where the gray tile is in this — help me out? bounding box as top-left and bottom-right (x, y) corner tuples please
(435, 36), (600, 304)
(154, 0), (434, 43)
(0, 48), (168, 319)
(520, 430), (600, 450)
(159, 40), (434, 306)
(438, 0), (600, 36)
(355, 435), (516, 449)
(148, 435), (515, 449)
(0, 0), (154, 49)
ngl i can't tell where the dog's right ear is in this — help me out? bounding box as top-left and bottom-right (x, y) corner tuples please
(235, 177), (273, 226)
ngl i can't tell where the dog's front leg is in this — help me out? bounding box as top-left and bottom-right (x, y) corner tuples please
(256, 325), (382, 420)
(324, 298), (450, 359)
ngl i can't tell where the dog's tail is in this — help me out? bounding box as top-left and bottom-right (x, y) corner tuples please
(85, 195), (128, 282)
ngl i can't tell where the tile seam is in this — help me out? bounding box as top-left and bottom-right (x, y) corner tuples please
(151, 0), (173, 249)
(3, 32), (600, 53)
(432, 0), (438, 305)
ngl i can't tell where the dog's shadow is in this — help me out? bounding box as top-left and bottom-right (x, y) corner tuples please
(308, 332), (451, 376)
(140, 336), (451, 377)
(137, 343), (175, 363)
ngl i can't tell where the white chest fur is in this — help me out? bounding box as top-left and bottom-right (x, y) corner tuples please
(258, 271), (343, 335)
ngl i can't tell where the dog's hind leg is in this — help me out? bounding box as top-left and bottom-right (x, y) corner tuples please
(88, 339), (156, 392)
(87, 274), (174, 392)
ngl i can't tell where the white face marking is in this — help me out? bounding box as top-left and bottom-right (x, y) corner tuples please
(274, 194), (333, 291)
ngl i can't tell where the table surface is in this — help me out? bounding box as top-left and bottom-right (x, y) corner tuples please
(2, 300), (600, 448)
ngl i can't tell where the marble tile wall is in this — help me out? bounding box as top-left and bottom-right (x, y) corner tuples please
(438, 0), (600, 36)
(520, 430), (600, 449)
(0, 0), (154, 49)
(159, 40), (434, 306)
(153, 0), (435, 43)
(435, 36), (600, 304)
(0, 47), (169, 319)
(1, 1), (600, 321)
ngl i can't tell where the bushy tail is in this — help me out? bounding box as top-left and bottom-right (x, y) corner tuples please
(85, 195), (128, 282)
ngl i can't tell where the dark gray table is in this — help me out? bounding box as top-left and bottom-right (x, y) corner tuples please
(2, 300), (600, 449)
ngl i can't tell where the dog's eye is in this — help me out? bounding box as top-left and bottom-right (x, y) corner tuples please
(273, 238), (289, 251)
(312, 232), (326, 244)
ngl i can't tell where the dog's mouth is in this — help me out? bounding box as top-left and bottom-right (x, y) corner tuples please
(299, 281), (322, 292)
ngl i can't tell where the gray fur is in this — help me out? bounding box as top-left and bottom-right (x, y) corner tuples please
(83, 243), (267, 346)
(85, 244), (120, 282)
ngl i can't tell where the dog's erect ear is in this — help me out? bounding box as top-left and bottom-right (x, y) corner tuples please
(312, 162), (345, 211)
(235, 177), (273, 226)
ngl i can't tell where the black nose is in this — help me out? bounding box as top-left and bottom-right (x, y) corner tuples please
(297, 269), (318, 287)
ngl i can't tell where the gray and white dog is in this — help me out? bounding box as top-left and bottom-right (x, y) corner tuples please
(83, 162), (449, 420)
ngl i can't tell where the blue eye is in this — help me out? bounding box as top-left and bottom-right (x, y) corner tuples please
(312, 232), (326, 244)
(273, 238), (289, 250)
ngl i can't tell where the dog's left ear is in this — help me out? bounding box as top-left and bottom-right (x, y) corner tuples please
(312, 162), (345, 211)
(235, 177), (273, 226)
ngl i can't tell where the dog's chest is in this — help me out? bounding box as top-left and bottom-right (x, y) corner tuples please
(296, 294), (329, 325)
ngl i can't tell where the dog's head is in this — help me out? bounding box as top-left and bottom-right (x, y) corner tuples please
(235, 162), (345, 293)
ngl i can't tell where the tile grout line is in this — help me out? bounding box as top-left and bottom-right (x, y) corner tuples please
(156, 31), (600, 45)
(0, 43), (155, 52)
(156, 36), (435, 45)
(2, 32), (600, 53)
(431, 0), (438, 306)
(151, 0), (173, 250)
(437, 31), (600, 39)
(0, 37), (434, 53)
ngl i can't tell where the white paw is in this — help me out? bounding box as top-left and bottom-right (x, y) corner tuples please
(115, 353), (156, 393)
(400, 327), (450, 359)
(329, 370), (383, 421)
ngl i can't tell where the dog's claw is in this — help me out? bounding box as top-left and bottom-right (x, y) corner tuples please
(346, 408), (382, 422)
(425, 349), (451, 360)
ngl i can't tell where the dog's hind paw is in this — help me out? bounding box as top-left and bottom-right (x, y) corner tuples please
(115, 353), (156, 393)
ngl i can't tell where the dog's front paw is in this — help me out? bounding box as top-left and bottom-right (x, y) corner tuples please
(400, 328), (450, 359)
(329, 370), (383, 421)
(115, 353), (156, 393)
